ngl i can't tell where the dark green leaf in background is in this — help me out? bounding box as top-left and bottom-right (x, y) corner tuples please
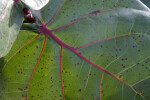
(140, 0), (150, 8)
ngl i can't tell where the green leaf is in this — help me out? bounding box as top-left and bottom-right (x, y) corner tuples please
(1, 0), (150, 100)
(21, 0), (50, 10)
(0, 1), (24, 58)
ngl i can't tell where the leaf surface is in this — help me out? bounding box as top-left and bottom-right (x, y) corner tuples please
(0, 0), (23, 58)
(1, 0), (150, 100)
(21, 0), (50, 10)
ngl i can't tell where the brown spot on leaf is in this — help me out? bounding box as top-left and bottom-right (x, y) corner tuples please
(18, 88), (23, 91)
(78, 89), (82, 92)
(31, 96), (34, 98)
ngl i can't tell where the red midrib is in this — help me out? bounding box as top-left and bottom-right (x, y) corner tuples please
(40, 24), (131, 87)
(41, 25), (106, 71)
(41, 24), (74, 50)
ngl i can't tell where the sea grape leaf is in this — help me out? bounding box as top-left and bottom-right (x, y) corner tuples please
(0, 0), (48, 58)
(31, 10), (42, 25)
(0, 0), (24, 58)
(20, 23), (39, 31)
(1, 0), (150, 100)
(21, 0), (50, 10)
